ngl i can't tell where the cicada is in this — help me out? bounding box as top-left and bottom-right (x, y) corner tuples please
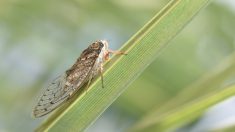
(32, 40), (126, 118)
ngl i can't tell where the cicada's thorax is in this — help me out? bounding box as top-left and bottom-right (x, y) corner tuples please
(90, 45), (107, 77)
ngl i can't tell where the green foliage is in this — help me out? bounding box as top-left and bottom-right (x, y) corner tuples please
(1, 0), (235, 132)
(131, 53), (235, 131)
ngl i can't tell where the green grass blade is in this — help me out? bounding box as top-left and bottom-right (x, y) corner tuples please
(131, 52), (235, 131)
(132, 85), (235, 132)
(36, 0), (212, 131)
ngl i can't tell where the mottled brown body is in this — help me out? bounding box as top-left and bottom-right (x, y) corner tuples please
(65, 42), (103, 89)
(32, 40), (125, 118)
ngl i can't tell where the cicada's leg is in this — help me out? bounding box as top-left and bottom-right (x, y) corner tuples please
(85, 77), (93, 93)
(99, 64), (104, 88)
(104, 50), (127, 61)
(108, 50), (127, 55)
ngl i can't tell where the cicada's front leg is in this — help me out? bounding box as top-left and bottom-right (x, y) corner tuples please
(101, 49), (127, 88)
(108, 50), (127, 55)
(104, 50), (127, 61)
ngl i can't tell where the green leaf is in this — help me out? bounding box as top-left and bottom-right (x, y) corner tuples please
(36, 0), (212, 131)
(131, 52), (235, 131)
(133, 84), (235, 132)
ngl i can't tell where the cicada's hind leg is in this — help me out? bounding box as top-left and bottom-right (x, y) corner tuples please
(85, 63), (104, 93)
(99, 64), (104, 88)
(85, 77), (93, 93)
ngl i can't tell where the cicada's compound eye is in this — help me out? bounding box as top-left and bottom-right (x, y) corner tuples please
(90, 41), (104, 50)
(90, 42), (100, 49)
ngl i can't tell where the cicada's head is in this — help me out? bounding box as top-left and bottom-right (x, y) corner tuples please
(89, 40), (108, 51)
(89, 40), (110, 61)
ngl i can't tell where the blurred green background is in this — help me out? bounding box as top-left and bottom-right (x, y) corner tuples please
(1, 0), (235, 131)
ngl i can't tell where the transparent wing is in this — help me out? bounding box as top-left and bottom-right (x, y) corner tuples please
(32, 51), (99, 118)
(33, 74), (69, 117)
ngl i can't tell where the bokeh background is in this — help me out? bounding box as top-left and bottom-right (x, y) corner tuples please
(1, 0), (235, 131)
